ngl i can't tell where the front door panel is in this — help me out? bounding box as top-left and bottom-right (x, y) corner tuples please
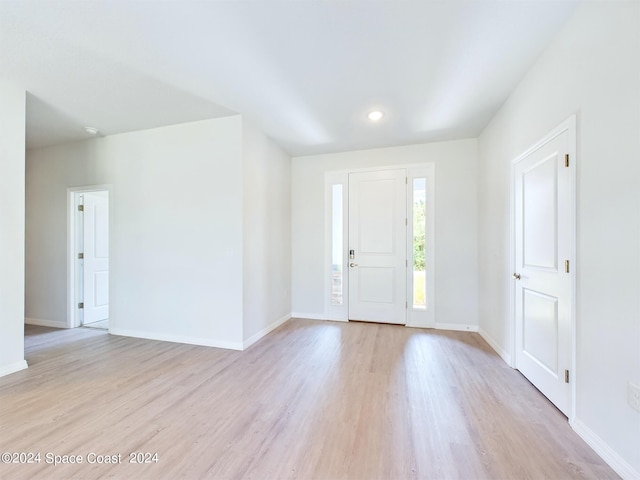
(348, 169), (406, 324)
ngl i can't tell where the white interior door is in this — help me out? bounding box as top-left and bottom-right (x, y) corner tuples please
(348, 169), (406, 324)
(82, 191), (110, 325)
(514, 125), (574, 416)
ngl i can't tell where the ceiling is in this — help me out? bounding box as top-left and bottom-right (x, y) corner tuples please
(0, 0), (579, 156)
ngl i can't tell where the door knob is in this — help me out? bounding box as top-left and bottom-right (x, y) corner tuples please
(513, 273), (521, 280)
(350, 263), (358, 267)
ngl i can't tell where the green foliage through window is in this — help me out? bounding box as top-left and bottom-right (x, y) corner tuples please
(413, 199), (425, 271)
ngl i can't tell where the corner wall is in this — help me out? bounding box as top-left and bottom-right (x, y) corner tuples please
(291, 139), (479, 330)
(26, 116), (245, 348)
(242, 119), (292, 347)
(0, 81), (27, 377)
(477, 2), (640, 476)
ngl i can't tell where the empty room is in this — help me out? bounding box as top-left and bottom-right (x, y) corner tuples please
(0, 1), (638, 479)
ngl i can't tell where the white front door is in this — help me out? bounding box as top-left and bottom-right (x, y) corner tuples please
(348, 169), (406, 324)
(82, 191), (110, 325)
(514, 122), (574, 416)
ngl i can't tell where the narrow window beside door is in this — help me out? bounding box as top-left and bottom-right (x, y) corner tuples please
(413, 178), (427, 309)
(331, 184), (343, 305)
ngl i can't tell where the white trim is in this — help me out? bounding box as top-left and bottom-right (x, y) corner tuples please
(324, 163), (436, 327)
(510, 114), (577, 420)
(405, 323), (435, 330)
(406, 165), (436, 328)
(25, 317), (68, 328)
(323, 314), (349, 322)
(324, 171), (349, 321)
(0, 360), (28, 378)
(511, 116), (576, 164)
(291, 312), (329, 321)
(571, 419), (640, 480)
(109, 328), (243, 351)
(435, 323), (478, 332)
(243, 314), (291, 349)
(67, 185), (112, 329)
(478, 327), (512, 365)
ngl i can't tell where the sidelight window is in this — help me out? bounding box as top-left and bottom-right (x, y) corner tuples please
(331, 184), (343, 305)
(412, 178), (427, 309)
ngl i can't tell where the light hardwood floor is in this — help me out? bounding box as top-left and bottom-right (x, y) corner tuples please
(0, 319), (618, 480)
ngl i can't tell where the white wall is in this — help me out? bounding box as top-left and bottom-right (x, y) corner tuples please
(26, 140), (103, 325)
(0, 81), (27, 377)
(292, 139), (478, 329)
(242, 119), (292, 346)
(27, 117), (246, 348)
(478, 2), (640, 477)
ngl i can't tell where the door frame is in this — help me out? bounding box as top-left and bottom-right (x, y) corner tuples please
(66, 184), (112, 329)
(324, 164), (435, 328)
(509, 115), (576, 421)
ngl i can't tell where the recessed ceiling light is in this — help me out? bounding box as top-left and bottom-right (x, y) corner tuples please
(84, 126), (99, 135)
(367, 111), (384, 122)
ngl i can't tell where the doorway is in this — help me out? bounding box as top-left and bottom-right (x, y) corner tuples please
(348, 169), (407, 324)
(68, 187), (110, 330)
(324, 165), (435, 327)
(512, 116), (576, 418)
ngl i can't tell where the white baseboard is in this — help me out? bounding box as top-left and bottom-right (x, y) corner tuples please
(25, 317), (68, 328)
(243, 314), (291, 350)
(323, 317), (348, 323)
(435, 323), (479, 333)
(571, 418), (640, 480)
(291, 312), (326, 320)
(109, 328), (244, 351)
(478, 327), (512, 366)
(406, 322), (436, 329)
(0, 360), (28, 378)
(323, 315), (348, 322)
(292, 316), (477, 331)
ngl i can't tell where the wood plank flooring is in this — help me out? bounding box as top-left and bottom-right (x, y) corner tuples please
(0, 319), (618, 480)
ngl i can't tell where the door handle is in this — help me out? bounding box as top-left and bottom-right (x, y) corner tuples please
(513, 273), (521, 280)
(350, 263), (358, 267)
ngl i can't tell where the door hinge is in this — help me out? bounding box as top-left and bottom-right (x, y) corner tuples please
(78, 204), (84, 212)
(564, 154), (569, 168)
(565, 260), (570, 273)
(78, 253), (84, 260)
(564, 369), (570, 383)
(405, 177), (408, 184)
(406, 259), (408, 267)
(405, 218), (408, 226)
(78, 302), (84, 309)
(405, 301), (408, 309)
